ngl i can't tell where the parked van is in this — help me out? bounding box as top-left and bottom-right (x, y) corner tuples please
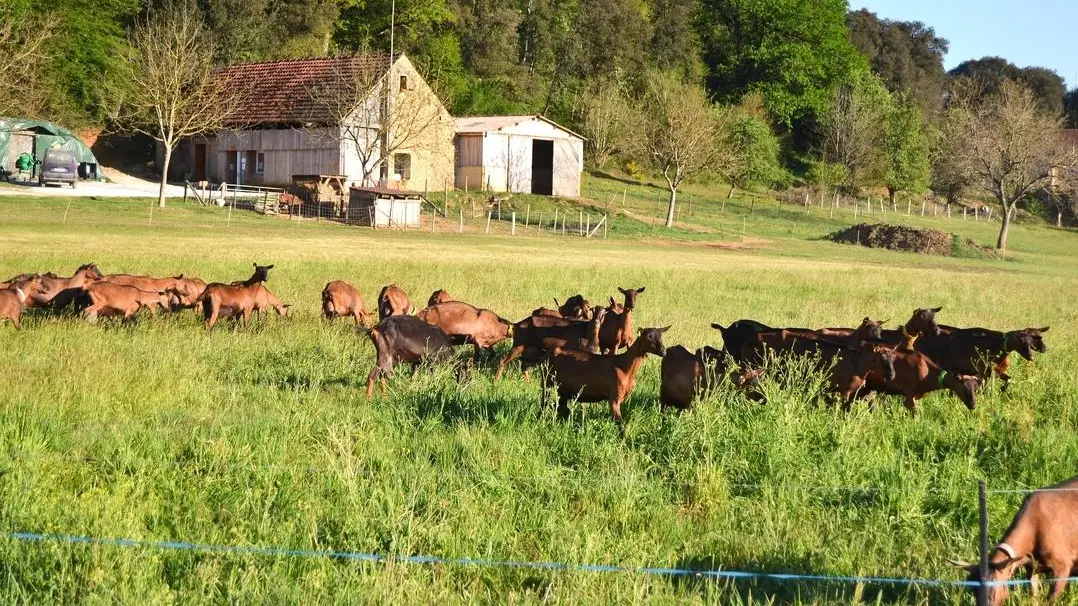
(39, 148), (77, 188)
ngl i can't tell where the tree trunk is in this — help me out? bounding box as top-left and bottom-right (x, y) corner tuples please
(665, 186), (677, 228)
(996, 202), (1012, 250)
(888, 188), (896, 211)
(1058, 211), (1063, 228)
(158, 145), (173, 209)
(727, 184), (735, 199)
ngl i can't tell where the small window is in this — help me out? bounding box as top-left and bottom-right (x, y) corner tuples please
(392, 153), (411, 180)
(399, 75), (409, 91)
(255, 152), (265, 174)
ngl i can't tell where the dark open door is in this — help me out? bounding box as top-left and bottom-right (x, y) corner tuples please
(531, 139), (553, 195)
(193, 144), (207, 181)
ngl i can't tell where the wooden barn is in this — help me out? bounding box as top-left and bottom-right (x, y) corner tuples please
(454, 115), (584, 197)
(171, 54), (454, 191)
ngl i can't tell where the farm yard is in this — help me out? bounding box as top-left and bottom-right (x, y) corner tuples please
(0, 188), (1077, 605)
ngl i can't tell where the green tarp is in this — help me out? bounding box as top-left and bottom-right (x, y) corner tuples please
(0, 117), (101, 178)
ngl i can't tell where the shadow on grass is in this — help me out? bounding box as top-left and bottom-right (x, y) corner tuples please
(672, 554), (961, 604)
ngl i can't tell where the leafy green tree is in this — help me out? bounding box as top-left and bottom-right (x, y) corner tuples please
(1065, 89), (1078, 128)
(720, 94), (785, 196)
(456, 0), (522, 78)
(846, 9), (948, 119)
(199, 0), (278, 63)
(571, 0), (650, 78)
(949, 57), (1066, 116)
(697, 0), (864, 131)
(32, 0), (141, 124)
(818, 69), (891, 192)
(648, 0), (702, 78)
(882, 98), (932, 205)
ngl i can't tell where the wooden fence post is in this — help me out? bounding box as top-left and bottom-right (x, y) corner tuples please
(432, 210), (436, 232)
(604, 214), (608, 239)
(511, 212), (516, 235)
(586, 214), (590, 236)
(458, 208), (463, 233)
(525, 204), (530, 227)
(485, 211), (491, 233)
(536, 213), (542, 233)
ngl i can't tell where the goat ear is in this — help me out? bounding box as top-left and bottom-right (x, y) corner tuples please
(710, 322), (725, 332)
(267, 265), (275, 270)
(637, 287), (645, 293)
(609, 297), (616, 306)
(252, 263), (257, 268)
(879, 318), (890, 325)
(863, 316), (870, 322)
(931, 306), (943, 313)
(1038, 326), (1049, 332)
(658, 325), (671, 333)
(618, 287), (627, 294)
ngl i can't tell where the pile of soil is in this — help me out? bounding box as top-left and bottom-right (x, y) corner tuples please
(828, 223), (995, 257)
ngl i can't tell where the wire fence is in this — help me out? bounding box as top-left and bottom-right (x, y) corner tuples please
(8, 529), (1077, 591)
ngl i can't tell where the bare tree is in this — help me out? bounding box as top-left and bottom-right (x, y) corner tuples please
(304, 54), (452, 187)
(109, 1), (240, 208)
(0, 4), (57, 117)
(628, 72), (727, 228)
(574, 79), (633, 169)
(946, 79), (1078, 250)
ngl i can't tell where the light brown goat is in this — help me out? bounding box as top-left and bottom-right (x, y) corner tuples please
(953, 475), (1078, 605)
(82, 282), (171, 322)
(198, 282), (287, 330)
(0, 277), (39, 329)
(322, 280), (373, 326)
(378, 284), (413, 319)
(545, 325), (669, 435)
(30, 263), (102, 309)
(416, 300), (511, 361)
(598, 287), (644, 354)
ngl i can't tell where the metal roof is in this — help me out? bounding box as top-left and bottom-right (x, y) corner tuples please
(454, 115), (585, 140)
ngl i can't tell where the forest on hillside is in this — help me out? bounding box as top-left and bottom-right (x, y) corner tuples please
(3, 0), (1078, 248)
(4, 0), (1076, 132)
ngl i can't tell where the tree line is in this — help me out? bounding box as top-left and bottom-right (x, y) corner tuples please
(2, 0), (1076, 249)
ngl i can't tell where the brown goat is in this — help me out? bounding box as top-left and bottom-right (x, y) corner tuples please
(0, 277), (39, 329)
(82, 282), (171, 322)
(168, 277), (207, 311)
(416, 300), (511, 361)
(198, 281), (287, 330)
(659, 345), (764, 411)
(232, 264), (274, 286)
(322, 280), (373, 326)
(30, 263), (102, 309)
(427, 289), (453, 307)
(100, 273), (188, 293)
(496, 309), (603, 380)
(533, 294), (591, 319)
(862, 346), (980, 413)
(378, 284), (413, 319)
(598, 286), (645, 354)
(952, 475), (1078, 605)
(544, 326), (669, 434)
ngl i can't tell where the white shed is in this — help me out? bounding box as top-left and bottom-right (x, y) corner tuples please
(454, 115), (584, 197)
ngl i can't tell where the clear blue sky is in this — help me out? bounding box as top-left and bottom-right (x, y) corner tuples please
(849, 0), (1077, 89)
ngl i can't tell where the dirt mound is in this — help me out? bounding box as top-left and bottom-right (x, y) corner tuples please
(828, 223), (995, 257)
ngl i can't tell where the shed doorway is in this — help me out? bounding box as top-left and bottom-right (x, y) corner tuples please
(193, 144), (207, 181)
(531, 139), (553, 195)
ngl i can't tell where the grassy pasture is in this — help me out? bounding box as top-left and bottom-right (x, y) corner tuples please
(0, 190), (1077, 604)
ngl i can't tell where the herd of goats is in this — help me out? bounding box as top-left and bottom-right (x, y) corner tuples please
(0, 262), (1070, 603)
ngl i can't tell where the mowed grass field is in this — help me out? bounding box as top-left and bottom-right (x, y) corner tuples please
(1, 191), (1077, 604)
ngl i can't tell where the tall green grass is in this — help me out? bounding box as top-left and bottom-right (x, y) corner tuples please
(0, 191), (1076, 604)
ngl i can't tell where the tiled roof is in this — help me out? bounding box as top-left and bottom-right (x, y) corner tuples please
(214, 54), (393, 126)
